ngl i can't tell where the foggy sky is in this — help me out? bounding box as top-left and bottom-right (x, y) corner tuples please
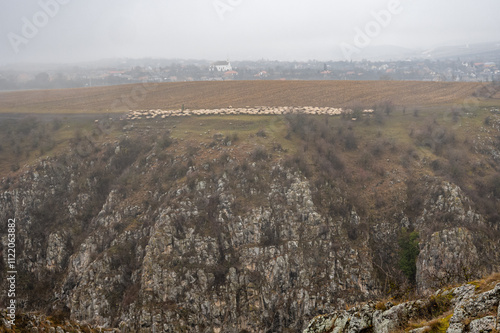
(1, 0), (499, 65)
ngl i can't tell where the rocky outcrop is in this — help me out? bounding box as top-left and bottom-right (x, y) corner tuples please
(111, 173), (380, 332)
(417, 227), (479, 292)
(304, 280), (500, 333)
(414, 181), (499, 292)
(474, 113), (500, 161)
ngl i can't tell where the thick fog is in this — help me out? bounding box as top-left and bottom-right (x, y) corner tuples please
(1, 0), (499, 64)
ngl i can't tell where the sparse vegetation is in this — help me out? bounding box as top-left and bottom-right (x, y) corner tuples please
(467, 272), (500, 293)
(251, 146), (269, 161)
(256, 129), (267, 137)
(158, 132), (173, 149)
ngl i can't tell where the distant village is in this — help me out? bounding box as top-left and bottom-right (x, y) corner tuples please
(1, 57), (499, 91)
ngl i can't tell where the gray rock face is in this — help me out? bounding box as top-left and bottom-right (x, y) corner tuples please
(119, 174), (381, 332)
(417, 227), (479, 292)
(414, 181), (500, 292)
(449, 283), (500, 328)
(46, 232), (68, 270)
(468, 316), (496, 332)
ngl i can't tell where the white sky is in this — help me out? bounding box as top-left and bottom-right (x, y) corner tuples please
(0, 0), (499, 64)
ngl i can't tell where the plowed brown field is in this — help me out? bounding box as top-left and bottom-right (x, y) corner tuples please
(0, 80), (485, 114)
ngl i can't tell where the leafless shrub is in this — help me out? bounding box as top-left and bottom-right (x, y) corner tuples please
(283, 154), (311, 177)
(413, 120), (456, 155)
(261, 221), (280, 247)
(376, 100), (395, 116)
(272, 142), (286, 152)
(158, 133), (173, 149)
(343, 131), (358, 151)
(166, 163), (189, 180)
(256, 129), (267, 138)
(251, 146), (269, 161)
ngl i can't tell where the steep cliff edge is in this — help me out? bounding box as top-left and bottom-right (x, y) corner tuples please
(1, 109), (500, 332)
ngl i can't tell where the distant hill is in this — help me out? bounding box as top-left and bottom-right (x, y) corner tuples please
(335, 41), (500, 62)
(421, 41), (500, 61)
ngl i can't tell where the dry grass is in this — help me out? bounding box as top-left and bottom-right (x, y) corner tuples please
(374, 300), (389, 311)
(408, 313), (453, 333)
(0, 80), (484, 114)
(468, 272), (500, 293)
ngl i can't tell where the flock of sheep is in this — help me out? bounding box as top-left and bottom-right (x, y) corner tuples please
(125, 106), (374, 120)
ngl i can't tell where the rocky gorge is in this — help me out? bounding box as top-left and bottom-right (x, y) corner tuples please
(1, 109), (500, 332)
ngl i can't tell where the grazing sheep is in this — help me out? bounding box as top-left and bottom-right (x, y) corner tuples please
(125, 105), (360, 120)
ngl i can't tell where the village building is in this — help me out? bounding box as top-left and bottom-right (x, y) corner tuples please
(210, 61), (232, 72)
